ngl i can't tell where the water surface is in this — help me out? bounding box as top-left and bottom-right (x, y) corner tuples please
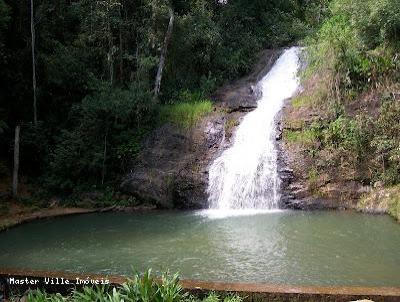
(0, 210), (399, 286)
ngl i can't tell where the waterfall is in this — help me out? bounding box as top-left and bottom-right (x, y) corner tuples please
(207, 47), (300, 211)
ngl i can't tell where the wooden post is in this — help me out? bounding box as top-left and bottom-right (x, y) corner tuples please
(12, 126), (20, 198)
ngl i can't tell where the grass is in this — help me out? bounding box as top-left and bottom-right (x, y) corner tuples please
(159, 100), (213, 130)
(225, 117), (239, 133)
(291, 95), (314, 108)
(23, 270), (243, 302)
(290, 84), (328, 109)
(283, 129), (318, 145)
(308, 167), (321, 195)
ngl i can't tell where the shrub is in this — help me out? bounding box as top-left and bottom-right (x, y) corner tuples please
(304, 0), (400, 98)
(323, 115), (372, 159)
(284, 122), (323, 146)
(26, 270), (243, 302)
(291, 95), (315, 108)
(44, 83), (155, 192)
(370, 101), (400, 184)
(308, 167), (320, 195)
(332, 0), (400, 49)
(284, 129), (317, 145)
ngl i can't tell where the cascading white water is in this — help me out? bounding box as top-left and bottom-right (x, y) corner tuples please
(207, 47), (300, 211)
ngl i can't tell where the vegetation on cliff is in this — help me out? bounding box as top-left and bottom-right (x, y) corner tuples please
(159, 99), (213, 130)
(358, 185), (400, 221)
(284, 0), (400, 217)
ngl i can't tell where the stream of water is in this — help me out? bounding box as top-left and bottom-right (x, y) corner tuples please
(207, 47), (300, 210)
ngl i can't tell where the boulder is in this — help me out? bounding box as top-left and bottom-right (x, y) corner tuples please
(120, 117), (224, 209)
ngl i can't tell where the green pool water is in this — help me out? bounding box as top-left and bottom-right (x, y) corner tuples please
(0, 210), (399, 286)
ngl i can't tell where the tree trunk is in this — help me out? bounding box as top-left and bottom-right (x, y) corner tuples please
(119, 5), (124, 81)
(107, 10), (113, 86)
(31, 0), (37, 125)
(101, 130), (108, 185)
(12, 126), (20, 198)
(90, 2), (93, 36)
(154, 7), (174, 98)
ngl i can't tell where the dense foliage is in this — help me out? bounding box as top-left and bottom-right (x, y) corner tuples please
(24, 270), (242, 302)
(0, 0), (321, 197)
(292, 0), (400, 188)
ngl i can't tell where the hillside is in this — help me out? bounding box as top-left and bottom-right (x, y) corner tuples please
(281, 0), (400, 220)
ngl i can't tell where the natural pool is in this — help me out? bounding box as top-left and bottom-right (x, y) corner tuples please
(0, 210), (399, 286)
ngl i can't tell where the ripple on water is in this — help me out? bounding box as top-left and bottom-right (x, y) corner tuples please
(197, 209), (286, 219)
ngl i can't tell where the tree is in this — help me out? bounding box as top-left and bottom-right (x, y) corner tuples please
(31, 0), (37, 125)
(12, 126), (20, 197)
(154, 6), (174, 97)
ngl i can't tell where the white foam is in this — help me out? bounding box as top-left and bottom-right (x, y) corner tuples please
(197, 208), (285, 219)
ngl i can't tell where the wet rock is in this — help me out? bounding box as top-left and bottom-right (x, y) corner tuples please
(279, 169), (294, 188)
(205, 118), (225, 149)
(357, 185), (372, 194)
(275, 130), (283, 141)
(357, 186), (400, 221)
(212, 49), (283, 112)
(281, 196), (342, 210)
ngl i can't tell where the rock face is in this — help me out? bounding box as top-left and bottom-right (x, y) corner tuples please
(213, 49), (282, 112)
(120, 118), (224, 209)
(120, 49), (282, 209)
(357, 185), (400, 221)
(276, 97), (361, 210)
(276, 92), (372, 211)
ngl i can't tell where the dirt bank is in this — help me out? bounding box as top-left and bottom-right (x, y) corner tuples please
(0, 205), (96, 231)
(0, 202), (156, 231)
